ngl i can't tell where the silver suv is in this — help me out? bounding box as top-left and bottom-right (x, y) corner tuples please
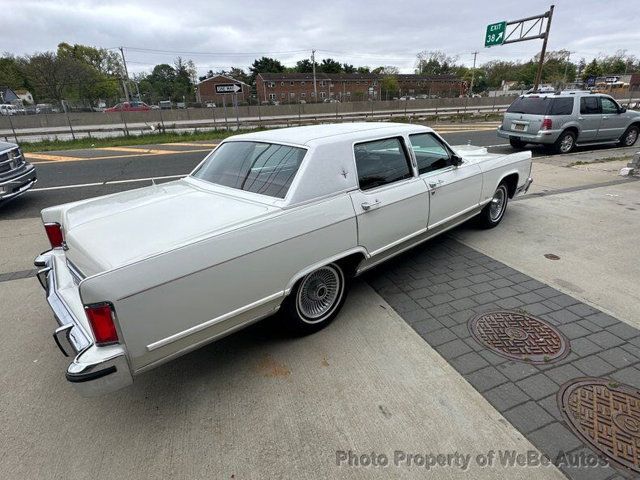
(497, 91), (640, 154)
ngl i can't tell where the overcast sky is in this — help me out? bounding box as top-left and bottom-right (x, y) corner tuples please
(4, 0), (639, 75)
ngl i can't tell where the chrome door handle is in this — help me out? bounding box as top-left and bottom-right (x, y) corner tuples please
(361, 200), (381, 211)
(428, 179), (444, 188)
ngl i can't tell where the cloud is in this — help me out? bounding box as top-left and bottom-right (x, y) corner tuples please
(3, 0), (638, 74)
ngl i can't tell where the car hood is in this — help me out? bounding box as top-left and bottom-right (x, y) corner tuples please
(0, 141), (17, 152)
(63, 178), (278, 276)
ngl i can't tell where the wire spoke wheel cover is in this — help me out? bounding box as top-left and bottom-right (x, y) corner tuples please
(558, 377), (640, 475)
(625, 128), (638, 146)
(468, 310), (570, 364)
(489, 186), (507, 222)
(296, 265), (344, 324)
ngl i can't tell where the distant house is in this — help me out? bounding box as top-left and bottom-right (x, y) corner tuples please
(0, 86), (19, 104)
(196, 75), (250, 104)
(15, 89), (34, 105)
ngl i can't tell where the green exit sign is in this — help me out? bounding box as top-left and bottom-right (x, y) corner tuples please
(485, 21), (506, 47)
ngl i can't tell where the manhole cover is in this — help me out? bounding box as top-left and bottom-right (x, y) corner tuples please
(468, 310), (570, 364)
(558, 377), (640, 475)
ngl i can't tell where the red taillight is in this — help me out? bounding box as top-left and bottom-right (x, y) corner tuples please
(44, 222), (64, 248)
(541, 118), (553, 130)
(85, 303), (119, 345)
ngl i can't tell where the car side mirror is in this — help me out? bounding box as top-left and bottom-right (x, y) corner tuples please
(619, 107), (627, 114)
(451, 155), (463, 167)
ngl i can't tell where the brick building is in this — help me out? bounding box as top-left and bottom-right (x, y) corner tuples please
(395, 74), (466, 97)
(256, 73), (466, 103)
(196, 75), (250, 105)
(256, 72), (379, 103)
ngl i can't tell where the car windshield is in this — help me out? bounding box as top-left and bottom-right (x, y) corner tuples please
(507, 96), (552, 115)
(191, 141), (306, 199)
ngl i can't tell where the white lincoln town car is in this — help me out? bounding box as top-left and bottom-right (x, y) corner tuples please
(35, 123), (532, 396)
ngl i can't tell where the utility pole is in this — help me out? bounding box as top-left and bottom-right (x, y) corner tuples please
(533, 5), (554, 91)
(311, 49), (318, 102)
(562, 50), (575, 87)
(119, 47), (131, 102)
(469, 51), (479, 96)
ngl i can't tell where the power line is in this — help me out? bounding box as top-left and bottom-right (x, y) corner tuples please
(118, 46), (310, 57)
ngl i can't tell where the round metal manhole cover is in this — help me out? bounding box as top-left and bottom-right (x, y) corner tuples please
(558, 377), (640, 475)
(468, 310), (570, 364)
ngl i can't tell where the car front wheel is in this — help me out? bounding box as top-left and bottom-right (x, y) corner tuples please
(283, 263), (349, 334)
(478, 183), (509, 229)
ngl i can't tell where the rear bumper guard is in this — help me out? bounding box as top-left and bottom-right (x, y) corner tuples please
(35, 251), (133, 396)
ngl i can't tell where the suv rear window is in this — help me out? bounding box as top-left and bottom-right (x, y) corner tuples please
(507, 96), (574, 116)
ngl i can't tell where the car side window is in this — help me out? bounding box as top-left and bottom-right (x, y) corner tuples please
(354, 137), (413, 191)
(580, 97), (601, 115)
(408, 133), (453, 175)
(601, 97), (619, 114)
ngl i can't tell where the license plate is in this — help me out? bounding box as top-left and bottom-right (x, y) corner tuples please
(511, 123), (526, 132)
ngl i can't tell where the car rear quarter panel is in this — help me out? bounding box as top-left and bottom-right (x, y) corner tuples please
(478, 151), (532, 203)
(78, 194), (358, 372)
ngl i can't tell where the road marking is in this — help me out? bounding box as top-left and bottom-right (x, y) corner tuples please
(24, 152), (84, 162)
(164, 142), (219, 147)
(27, 148), (212, 164)
(97, 146), (177, 154)
(31, 174), (186, 192)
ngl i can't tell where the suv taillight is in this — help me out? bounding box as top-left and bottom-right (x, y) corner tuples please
(85, 302), (119, 345)
(541, 118), (553, 130)
(44, 223), (64, 248)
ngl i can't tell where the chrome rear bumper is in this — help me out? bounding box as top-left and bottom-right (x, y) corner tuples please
(515, 177), (533, 196)
(35, 251), (133, 396)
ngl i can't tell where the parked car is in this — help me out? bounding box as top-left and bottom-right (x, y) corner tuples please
(0, 104), (18, 116)
(205, 102), (216, 108)
(399, 96), (416, 101)
(104, 101), (151, 113)
(0, 141), (37, 203)
(498, 91), (640, 153)
(159, 100), (172, 110)
(34, 122), (532, 396)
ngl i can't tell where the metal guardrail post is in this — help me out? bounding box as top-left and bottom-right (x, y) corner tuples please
(7, 114), (18, 143)
(65, 110), (76, 140)
(158, 107), (166, 132)
(120, 110), (129, 136)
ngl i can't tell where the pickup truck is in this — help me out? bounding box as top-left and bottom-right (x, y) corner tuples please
(0, 141), (37, 203)
(34, 122), (532, 396)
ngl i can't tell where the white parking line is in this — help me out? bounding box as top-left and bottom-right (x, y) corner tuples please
(31, 174), (186, 192)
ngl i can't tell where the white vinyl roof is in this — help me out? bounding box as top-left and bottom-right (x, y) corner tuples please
(227, 122), (432, 147)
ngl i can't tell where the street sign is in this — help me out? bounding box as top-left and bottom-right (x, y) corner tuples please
(215, 84), (242, 94)
(485, 21), (506, 47)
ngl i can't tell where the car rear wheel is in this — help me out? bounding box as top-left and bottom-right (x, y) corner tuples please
(620, 125), (639, 147)
(283, 263), (349, 334)
(554, 131), (576, 154)
(478, 183), (509, 229)
(509, 138), (526, 149)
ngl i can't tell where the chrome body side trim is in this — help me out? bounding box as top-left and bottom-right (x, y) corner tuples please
(145, 290), (284, 351)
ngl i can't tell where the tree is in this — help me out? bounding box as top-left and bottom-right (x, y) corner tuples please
(356, 66), (371, 74)
(415, 51), (460, 76)
(318, 58), (342, 73)
(249, 57), (285, 83)
(380, 75), (399, 97)
(582, 59), (603, 82)
(0, 55), (27, 90)
(294, 59), (315, 73)
(342, 63), (355, 73)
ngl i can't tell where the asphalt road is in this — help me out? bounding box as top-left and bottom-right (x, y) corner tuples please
(0, 126), (626, 220)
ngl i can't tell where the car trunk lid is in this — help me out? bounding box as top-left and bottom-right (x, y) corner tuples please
(62, 178), (278, 276)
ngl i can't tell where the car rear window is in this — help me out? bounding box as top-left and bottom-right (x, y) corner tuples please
(192, 141), (306, 198)
(507, 96), (574, 116)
